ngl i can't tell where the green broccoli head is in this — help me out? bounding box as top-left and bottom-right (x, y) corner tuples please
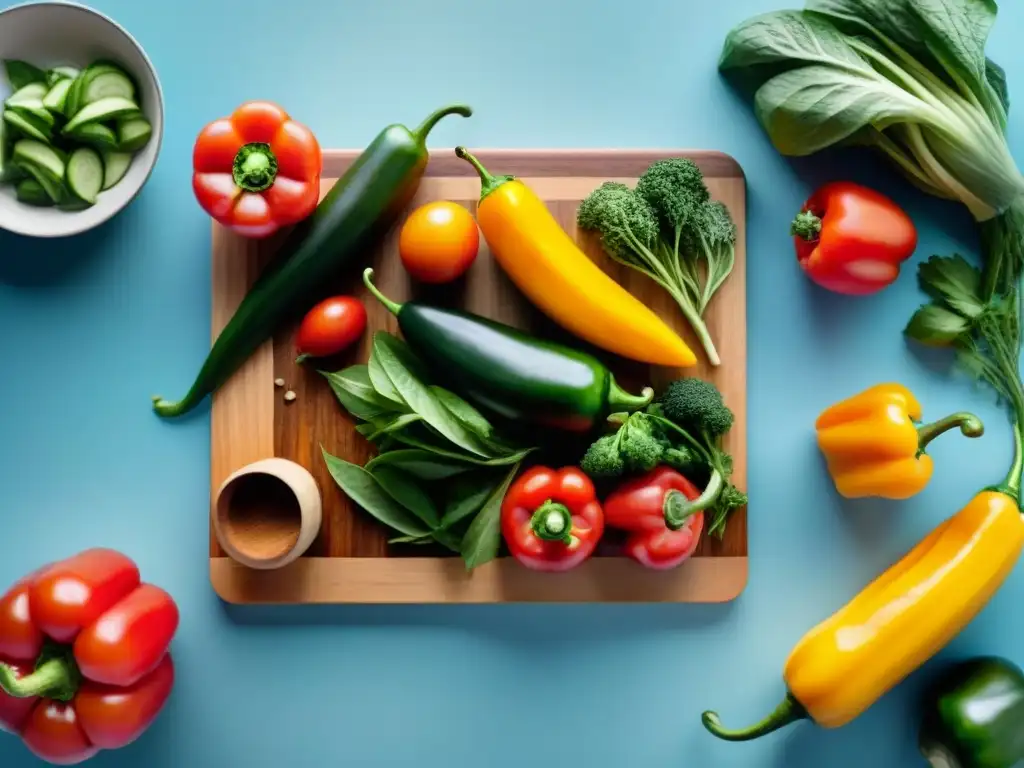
(635, 158), (710, 235)
(579, 433), (627, 479)
(660, 378), (734, 438)
(707, 484), (748, 539)
(661, 444), (701, 474)
(620, 413), (665, 472)
(698, 201), (737, 249)
(577, 182), (659, 264)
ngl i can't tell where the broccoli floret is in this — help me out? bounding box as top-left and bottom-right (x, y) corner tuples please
(661, 444), (701, 474)
(660, 378), (735, 438)
(579, 433), (627, 479)
(620, 413), (665, 472)
(706, 484), (748, 539)
(576, 182), (662, 274)
(690, 201), (738, 313)
(635, 158), (710, 241)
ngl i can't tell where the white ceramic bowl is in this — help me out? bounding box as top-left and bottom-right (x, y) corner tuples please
(0, 1), (163, 238)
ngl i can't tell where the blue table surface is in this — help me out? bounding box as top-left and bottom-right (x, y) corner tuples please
(2, 0), (1023, 765)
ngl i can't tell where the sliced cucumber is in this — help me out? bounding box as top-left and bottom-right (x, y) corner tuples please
(15, 177), (53, 206)
(62, 96), (140, 135)
(3, 110), (51, 143)
(71, 122), (117, 150)
(8, 98), (55, 127)
(13, 140), (65, 203)
(83, 69), (135, 104)
(42, 79), (72, 115)
(101, 150), (131, 190)
(6, 82), (48, 105)
(65, 147), (103, 204)
(46, 66), (80, 87)
(116, 117), (151, 152)
(62, 74), (86, 118)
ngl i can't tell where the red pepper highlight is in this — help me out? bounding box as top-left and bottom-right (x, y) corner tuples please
(501, 466), (605, 572)
(0, 549), (178, 765)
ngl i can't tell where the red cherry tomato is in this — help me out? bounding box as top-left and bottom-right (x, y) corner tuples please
(399, 201), (479, 283)
(296, 296), (367, 359)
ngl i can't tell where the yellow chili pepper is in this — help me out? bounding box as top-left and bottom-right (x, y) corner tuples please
(815, 383), (984, 499)
(454, 147), (697, 368)
(701, 484), (1024, 741)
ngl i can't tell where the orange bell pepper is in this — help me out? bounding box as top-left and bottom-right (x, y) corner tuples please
(815, 383), (983, 500)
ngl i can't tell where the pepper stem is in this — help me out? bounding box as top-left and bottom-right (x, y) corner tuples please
(607, 378), (654, 413)
(790, 210), (822, 241)
(530, 501), (573, 544)
(916, 412), (984, 454)
(412, 104), (473, 144)
(454, 146), (515, 203)
(232, 142), (279, 193)
(665, 470), (724, 527)
(702, 693), (809, 742)
(0, 649), (80, 703)
(363, 268), (403, 316)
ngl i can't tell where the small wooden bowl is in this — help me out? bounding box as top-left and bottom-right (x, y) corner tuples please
(212, 458), (322, 570)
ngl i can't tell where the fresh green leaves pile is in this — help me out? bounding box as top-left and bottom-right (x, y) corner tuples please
(321, 332), (535, 570)
(719, 0), (1024, 298)
(580, 378), (747, 538)
(576, 158), (738, 367)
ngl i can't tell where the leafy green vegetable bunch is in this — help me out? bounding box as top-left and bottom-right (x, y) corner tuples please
(576, 159), (738, 366)
(719, 0), (1024, 299)
(321, 332), (535, 570)
(580, 378), (747, 538)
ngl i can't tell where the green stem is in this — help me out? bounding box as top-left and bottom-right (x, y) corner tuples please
(606, 378), (653, 413)
(701, 694), (809, 742)
(916, 412), (984, 453)
(995, 420), (1024, 501)
(232, 142), (278, 193)
(412, 105), (473, 144)
(666, 470), (724, 527)
(790, 210), (821, 241)
(0, 653), (79, 703)
(646, 413), (713, 464)
(454, 146), (514, 203)
(663, 489), (701, 530)
(362, 268), (403, 316)
(530, 501), (573, 544)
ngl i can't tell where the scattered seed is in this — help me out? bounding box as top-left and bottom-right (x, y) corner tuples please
(284, 390), (297, 403)
(274, 378), (285, 388)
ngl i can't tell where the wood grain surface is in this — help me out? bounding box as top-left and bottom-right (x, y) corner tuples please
(210, 149), (747, 604)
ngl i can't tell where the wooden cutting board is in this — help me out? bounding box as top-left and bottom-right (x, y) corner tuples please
(208, 148), (747, 604)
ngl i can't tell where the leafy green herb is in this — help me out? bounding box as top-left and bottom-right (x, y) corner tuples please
(321, 368), (396, 421)
(3, 60), (46, 91)
(369, 465), (440, 529)
(363, 413), (424, 442)
(431, 386), (493, 437)
(321, 450), (431, 538)
(460, 463), (520, 571)
(365, 450), (477, 481)
(719, 1), (1024, 297)
(440, 471), (505, 529)
(367, 349), (406, 406)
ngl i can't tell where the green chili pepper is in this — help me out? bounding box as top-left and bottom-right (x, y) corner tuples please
(919, 656), (1024, 768)
(362, 268), (653, 432)
(152, 104), (473, 418)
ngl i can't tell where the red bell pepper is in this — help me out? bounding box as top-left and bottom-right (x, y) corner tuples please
(0, 549), (178, 765)
(192, 100), (323, 239)
(790, 181), (918, 296)
(500, 466), (605, 572)
(603, 466), (705, 570)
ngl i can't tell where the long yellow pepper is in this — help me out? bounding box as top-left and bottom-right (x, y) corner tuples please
(702, 435), (1024, 741)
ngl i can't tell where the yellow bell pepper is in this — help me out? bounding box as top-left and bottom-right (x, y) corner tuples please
(701, 484), (1024, 741)
(815, 383), (984, 499)
(453, 147), (697, 368)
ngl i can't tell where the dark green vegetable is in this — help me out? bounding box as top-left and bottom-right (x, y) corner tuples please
(151, 103), (473, 418)
(362, 268), (654, 432)
(3, 60), (46, 91)
(919, 656), (1024, 768)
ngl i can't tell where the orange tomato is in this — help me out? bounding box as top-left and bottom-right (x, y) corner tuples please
(399, 201), (479, 283)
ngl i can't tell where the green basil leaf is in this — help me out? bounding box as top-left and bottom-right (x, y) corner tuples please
(3, 60), (46, 90)
(372, 334), (493, 458)
(322, 449), (430, 537)
(365, 449), (476, 481)
(368, 351), (406, 406)
(905, 303), (971, 346)
(430, 386), (493, 438)
(460, 463), (520, 571)
(322, 367), (398, 421)
(364, 413), (424, 441)
(370, 464), (440, 528)
(917, 254), (984, 318)
(440, 470), (504, 529)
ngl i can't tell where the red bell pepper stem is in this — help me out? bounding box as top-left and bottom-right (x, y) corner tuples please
(0, 644), (80, 702)
(665, 470), (724, 527)
(790, 210), (822, 241)
(530, 501), (574, 544)
(233, 142), (279, 193)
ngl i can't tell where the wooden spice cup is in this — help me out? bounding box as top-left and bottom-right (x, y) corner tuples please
(213, 458), (322, 570)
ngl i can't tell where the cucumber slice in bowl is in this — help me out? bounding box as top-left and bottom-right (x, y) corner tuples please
(117, 117), (151, 152)
(83, 68), (135, 104)
(46, 66), (80, 87)
(12, 139), (65, 203)
(5, 82), (48, 105)
(42, 79), (73, 115)
(7, 98), (55, 127)
(65, 147), (104, 205)
(62, 96), (140, 135)
(70, 122), (118, 151)
(101, 151), (132, 190)
(15, 178), (54, 206)
(3, 110), (51, 143)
